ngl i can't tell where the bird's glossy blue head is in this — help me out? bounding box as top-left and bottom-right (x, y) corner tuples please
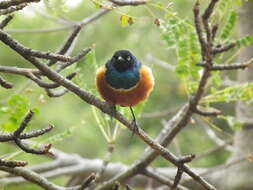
(105, 50), (142, 90)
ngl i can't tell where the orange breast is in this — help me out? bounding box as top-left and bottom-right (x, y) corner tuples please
(96, 66), (154, 107)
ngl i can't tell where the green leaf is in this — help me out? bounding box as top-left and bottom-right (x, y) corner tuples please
(1, 95), (31, 132)
(202, 83), (253, 104)
(236, 36), (253, 48)
(235, 0), (242, 7)
(85, 50), (96, 66)
(161, 13), (201, 86)
(44, 127), (75, 144)
(220, 11), (238, 40)
(176, 63), (189, 78)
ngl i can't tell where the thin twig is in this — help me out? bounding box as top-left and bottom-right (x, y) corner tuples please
(48, 26), (82, 67)
(109, 0), (147, 6)
(194, 108), (222, 117)
(0, 125), (53, 142)
(213, 43), (236, 54)
(0, 159), (27, 168)
(143, 169), (190, 190)
(56, 48), (92, 72)
(197, 58), (253, 71)
(6, 8), (111, 34)
(0, 75), (13, 89)
(0, 3), (27, 15)
(171, 169), (184, 190)
(0, 15), (14, 29)
(78, 173), (96, 190)
(0, 0), (40, 9)
(46, 88), (69, 98)
(0, 30), (73, 62)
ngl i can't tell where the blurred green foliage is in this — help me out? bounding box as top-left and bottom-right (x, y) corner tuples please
(1, 0), (253, 189)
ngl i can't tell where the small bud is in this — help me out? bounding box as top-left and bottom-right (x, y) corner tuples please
(154, 18), (160, 27)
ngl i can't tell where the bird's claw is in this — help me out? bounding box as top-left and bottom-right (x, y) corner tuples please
(131, 119), (139, 135)
(109, 104), (116, 116)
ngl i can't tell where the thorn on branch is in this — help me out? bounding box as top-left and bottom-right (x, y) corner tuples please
(0, 15), (14, 29)
(0, 76), (13, 89)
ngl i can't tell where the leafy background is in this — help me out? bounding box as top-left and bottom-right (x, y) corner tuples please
(0, 0), (252, 189)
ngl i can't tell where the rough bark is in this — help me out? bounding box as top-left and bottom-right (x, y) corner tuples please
(218, 1), (253, 189)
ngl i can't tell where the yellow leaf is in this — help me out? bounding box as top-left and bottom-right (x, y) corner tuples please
(120, 15), (133, 27)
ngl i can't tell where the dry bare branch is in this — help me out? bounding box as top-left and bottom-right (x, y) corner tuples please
(0, 3), (27, 15)
(0, 30), (74, 62)
(0, 75), (13, 88)
(0, 0), (40, 9)
(0, 15), (14, 29)
(109, 0), (147, 6)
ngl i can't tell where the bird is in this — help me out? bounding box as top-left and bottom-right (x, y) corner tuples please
(96, 50), (154, 133)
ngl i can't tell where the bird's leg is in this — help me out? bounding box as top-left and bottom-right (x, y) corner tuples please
(130, 106), (139, 135)
(109, 104), (117, 116)
(109, 104), (116, 128)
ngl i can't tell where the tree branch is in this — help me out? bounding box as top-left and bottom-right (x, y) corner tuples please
(0, 0), (40, 9)
(0, 75), (13, 89)
(0, 15), (14, 29)
(0, 3), (27, 15)
(109, 0), (147, 6)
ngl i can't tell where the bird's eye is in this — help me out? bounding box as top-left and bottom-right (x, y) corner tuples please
(126, 56), (131, 61)
(117, 56), (124, 61)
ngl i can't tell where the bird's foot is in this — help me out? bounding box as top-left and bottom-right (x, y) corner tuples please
(131, 119), (139, 135)
(109, 104), (117, 116)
